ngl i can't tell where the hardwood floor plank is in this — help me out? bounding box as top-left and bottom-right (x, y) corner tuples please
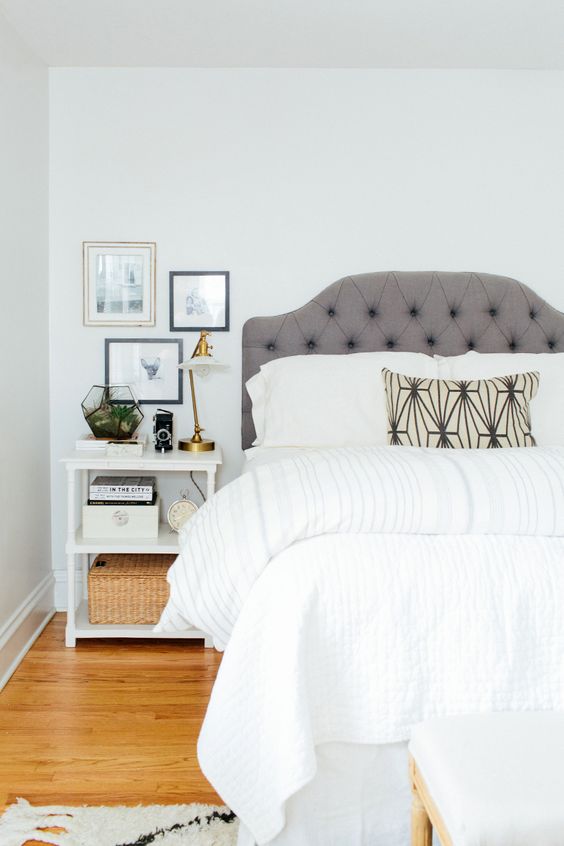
(0, 614), (224, 811)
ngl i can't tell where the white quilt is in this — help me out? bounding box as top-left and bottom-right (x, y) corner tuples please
(157, 446), (564, 647)
(156, 447), (564, 844)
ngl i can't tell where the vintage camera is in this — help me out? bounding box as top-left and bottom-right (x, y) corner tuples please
(153, 408), (174, 451)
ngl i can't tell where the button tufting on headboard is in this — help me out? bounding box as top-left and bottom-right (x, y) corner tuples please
(241, 271), (564, 449)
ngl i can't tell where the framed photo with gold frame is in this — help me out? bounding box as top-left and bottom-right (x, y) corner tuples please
(83, 241), (156, 326)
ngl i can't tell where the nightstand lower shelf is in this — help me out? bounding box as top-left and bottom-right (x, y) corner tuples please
(73, 601), (212, 647)
(69, 524), (180, 554)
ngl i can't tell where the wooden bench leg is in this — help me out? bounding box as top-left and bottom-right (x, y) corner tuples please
(411, 787), (433, 846)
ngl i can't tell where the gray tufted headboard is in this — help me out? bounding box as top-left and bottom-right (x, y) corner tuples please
(242, 271), (564, 449)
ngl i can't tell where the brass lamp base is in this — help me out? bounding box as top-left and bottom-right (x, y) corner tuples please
(178, 437), (215, 453)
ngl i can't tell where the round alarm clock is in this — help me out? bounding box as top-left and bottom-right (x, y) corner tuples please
(167, 497), (198, 532)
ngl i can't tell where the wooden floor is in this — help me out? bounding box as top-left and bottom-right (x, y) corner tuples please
(0, 614), (223, 811)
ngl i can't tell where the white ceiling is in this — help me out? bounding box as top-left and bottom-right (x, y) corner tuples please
(1, 0), (563, 69)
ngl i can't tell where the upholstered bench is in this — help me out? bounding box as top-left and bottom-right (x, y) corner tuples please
(408, 712), (564, 846)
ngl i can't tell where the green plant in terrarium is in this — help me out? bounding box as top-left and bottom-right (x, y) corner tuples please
(82, 385), (144, 439)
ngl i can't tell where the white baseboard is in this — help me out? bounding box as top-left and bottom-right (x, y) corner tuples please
(0, 573), (55, 691)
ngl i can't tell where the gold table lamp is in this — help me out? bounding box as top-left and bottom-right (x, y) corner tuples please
(178, 330), (223, 452)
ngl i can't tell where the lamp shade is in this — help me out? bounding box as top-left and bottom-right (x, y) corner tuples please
(178, 355), (224, 371)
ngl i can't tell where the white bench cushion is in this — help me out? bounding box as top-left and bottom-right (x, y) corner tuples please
(409, 712), (564, 846)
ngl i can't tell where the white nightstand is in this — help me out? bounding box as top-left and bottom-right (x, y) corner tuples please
(61, 447), (222, 648)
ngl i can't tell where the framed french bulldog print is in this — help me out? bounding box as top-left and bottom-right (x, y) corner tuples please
(105, 338), (183, 405)
(84, 241), (156, 326)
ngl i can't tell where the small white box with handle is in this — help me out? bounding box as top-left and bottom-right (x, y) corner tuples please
(82, 497), (160, 539)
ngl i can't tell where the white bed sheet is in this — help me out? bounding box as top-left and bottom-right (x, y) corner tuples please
(199, 532), (564, 844)
(156, 446), (564, 845)
(236, 742), (411, 846)
(241, 447), (414, 845)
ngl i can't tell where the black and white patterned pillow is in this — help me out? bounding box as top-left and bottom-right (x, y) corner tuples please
(382, 368), (539, 448)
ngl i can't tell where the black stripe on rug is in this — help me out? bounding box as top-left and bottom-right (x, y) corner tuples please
(116, 810), (237, 846)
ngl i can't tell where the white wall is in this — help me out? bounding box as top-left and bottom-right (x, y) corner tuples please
(0, 11), (53, 684)
(49, 67), (564, 591)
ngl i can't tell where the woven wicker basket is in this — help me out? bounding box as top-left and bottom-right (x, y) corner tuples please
(88, 553), (177, 625)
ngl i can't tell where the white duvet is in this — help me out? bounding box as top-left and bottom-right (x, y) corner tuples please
(156, 447), (564, 844)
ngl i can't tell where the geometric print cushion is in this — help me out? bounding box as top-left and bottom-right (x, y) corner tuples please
(382, 368), (539, 448)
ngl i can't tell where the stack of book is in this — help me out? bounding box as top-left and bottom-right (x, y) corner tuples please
(88, 476), (157, 506)
(76, 433), (147, 452)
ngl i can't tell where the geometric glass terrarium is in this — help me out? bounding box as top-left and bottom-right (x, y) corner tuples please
(81, 385), (144, 440)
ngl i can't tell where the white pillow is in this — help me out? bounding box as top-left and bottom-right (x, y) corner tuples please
(246, 370), (267, 444)
(435, 351), (564, 446)
(247, 352), (438, 448)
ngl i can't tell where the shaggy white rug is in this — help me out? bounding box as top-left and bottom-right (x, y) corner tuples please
(0, 799), (239, 846)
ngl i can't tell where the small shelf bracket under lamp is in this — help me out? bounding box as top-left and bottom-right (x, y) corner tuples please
(178, 330), (223, 452)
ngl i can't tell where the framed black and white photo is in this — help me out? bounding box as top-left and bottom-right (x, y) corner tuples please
(105, 338), (183, 405)
(169, 271), (229, 332)
(84, 241), (156, 326)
